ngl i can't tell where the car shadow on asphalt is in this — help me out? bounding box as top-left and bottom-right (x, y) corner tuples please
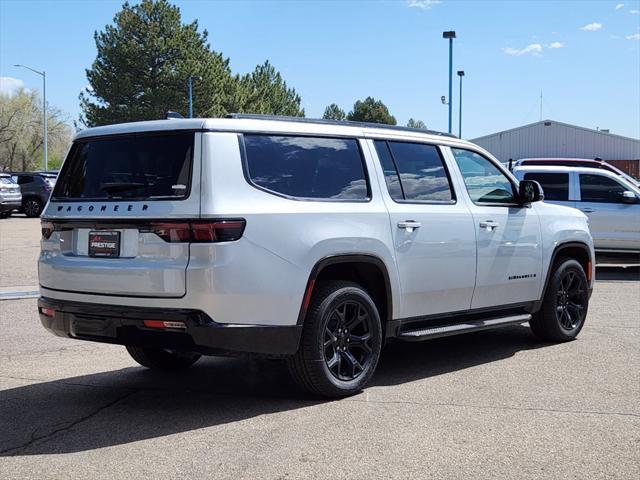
(0, 325), (548, 456)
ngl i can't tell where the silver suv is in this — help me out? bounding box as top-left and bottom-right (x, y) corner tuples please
(38, 115), (595, 397)
(0, 173), (22, 218)
(513, 165), (640, 261)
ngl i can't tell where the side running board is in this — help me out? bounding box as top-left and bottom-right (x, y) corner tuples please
(398, 314), (531, 341)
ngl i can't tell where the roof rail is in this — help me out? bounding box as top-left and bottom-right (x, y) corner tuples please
(226, 113), (456, 138)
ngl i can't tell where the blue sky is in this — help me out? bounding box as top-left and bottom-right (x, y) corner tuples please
(1, 0), (639, 139)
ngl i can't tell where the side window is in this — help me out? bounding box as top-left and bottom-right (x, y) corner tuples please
(523, 172), (569, 201)
(451, 148), (516, 204)
(373, 140), (403, 201)
(243, 135), (369, 200)
(373, 140), (454, 202)
(579, 174), (627, 203)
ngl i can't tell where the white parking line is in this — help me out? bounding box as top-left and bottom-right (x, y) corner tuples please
(0, 289), (39, 301)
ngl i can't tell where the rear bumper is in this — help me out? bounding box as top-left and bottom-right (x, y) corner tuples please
(38, 297), (302, 357)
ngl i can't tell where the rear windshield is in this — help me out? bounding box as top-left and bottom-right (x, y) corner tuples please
(52, 132), (194, 201)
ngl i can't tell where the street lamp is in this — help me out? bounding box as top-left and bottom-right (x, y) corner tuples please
(188, 75), (194, 118)
(457, 70), (465, 138)
(14, 64), (47, 170)
(187, 75), (202, 118)
(442, 31), (456, 134)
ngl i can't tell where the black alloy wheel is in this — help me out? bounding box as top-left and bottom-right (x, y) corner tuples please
(24, 198), (43, 217)
(555, 270), (587, 330)
(323, 299), (374, 382)
(288, 280), (382, 397)
(530, 258), (589, 342)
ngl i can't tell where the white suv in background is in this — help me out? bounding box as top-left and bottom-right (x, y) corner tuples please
(38, 115), (595, 397)
(513, 165), (640, 261)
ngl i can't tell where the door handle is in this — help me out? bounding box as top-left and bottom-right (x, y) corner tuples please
(479, 220), (500, 231)
(580, 208), (594, 213)
(398, 221), (422, 232)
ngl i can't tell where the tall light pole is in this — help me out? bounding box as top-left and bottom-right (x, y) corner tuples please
(457, 70), (465, 138)
(442, 31), (456, 134)
(15, 64), (47, 170)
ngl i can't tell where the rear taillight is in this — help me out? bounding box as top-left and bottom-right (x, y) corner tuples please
(149, 222), (191, 242)
(41, 221), (54, 239)
(42, 185), (52, 192)
(148, 219), (246, 243)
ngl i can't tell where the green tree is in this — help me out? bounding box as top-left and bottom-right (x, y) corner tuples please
(1, 89), (72, 171)
(80, 0), (238, 126)
(406, 118), (427, 129)
(347, 97), (396, 125)
(235, 61), (304, 116)
(322, 103), (346, 121)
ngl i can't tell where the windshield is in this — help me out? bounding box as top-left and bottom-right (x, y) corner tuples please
(52, 132), (194, 201)
(0, 176), (16, 185)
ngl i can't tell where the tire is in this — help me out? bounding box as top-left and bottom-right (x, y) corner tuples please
(126, 346), (201, 370)
(287, 280), (383, 398)
(0, 211), (9, 219)
(23, 198), (43, 218)
(530, 257), (589, 342)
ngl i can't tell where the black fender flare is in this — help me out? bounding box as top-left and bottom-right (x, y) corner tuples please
(296, 254), (393, 326)
(536, 241), (593, 310)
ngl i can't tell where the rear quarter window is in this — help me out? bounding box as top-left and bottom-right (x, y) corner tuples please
(243, 135), (369, 201)
(52, 132), (194, 201)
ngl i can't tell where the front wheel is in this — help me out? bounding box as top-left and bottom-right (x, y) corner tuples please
(530, 258), (589, 342)
(287, 280), (382, 398)
(126, 346), (201, 370)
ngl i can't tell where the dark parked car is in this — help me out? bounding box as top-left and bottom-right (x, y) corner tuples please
(10, 172), (55, 217)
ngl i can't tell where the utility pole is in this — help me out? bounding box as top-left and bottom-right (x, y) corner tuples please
(539, 90), (543, 121)
(188, 75), (193, 118)
(443, 31), (456, 134)
(457, 70), (465, 138)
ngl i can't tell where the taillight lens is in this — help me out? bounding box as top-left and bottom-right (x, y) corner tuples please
(41, 221), (54, 239)
(148, 220), (245, 243)
(149, 222), (191, 242)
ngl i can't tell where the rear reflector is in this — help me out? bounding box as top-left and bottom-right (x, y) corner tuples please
(40, 307), (55, 318)
(587, 261), (592, 282)
(143, 320), (187, 330)
(302, 278), (316, 310)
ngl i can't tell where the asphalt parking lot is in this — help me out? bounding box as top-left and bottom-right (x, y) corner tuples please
(0, 216), (638, 479)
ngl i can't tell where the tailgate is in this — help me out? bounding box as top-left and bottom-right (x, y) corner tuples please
(38, 130), (202, 298)
(39, 222), (189, 297)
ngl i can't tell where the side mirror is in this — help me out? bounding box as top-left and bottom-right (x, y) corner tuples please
(622, 191), (638, 204)
(519, 179), (544, 204)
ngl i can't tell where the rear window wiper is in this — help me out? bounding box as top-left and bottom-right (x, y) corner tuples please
(100, 182), (146, 195)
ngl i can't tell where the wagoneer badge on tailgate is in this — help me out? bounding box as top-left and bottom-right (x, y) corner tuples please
(56, 204), (149, 213)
